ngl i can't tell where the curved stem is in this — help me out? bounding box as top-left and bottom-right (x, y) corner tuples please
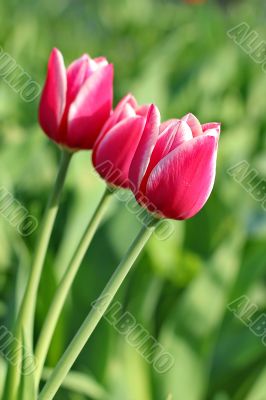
(34, 187), (113, 386)
(4, 149), (73, 400)
(38, 215), (158, 400)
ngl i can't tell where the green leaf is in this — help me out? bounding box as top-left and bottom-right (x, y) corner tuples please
(41, 368), (108, 399)
(245, 367), (266, 400)
(18, 330), (36, 400)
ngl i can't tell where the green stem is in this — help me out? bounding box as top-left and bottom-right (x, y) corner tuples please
(34, 187), (113, 387)
(4, 149), (73, 400)
(41, 368), (108, 399)
(38, 215), (158, 400)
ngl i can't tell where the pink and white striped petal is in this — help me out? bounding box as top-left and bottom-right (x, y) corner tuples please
(145, 135), (218, 220)
(182, 113), (203, 137)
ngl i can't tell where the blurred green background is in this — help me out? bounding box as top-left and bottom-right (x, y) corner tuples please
(1, 0), (266, 399)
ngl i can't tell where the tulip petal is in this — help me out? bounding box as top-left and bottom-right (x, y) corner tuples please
(39, 48), (67, 141)
(66, 55), (91, 105)
(99, 94), (138, 138)
(93, 117), (146, 188)
(202, 122), (221, 135)
(86, 58), (109, 74)
(182, 113), (203, 137)
(159, 120), (193, 152)
(145, 135), (218, 220)
(159, 119), (179, 135)
(94, 57), (109, 68)
(139, 120), (193, 196)
(129, 104), (160, 191)
(67, 64), (114, 149)
(136, 105), (150, 117)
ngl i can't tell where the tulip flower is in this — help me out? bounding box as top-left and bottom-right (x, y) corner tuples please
(92, 94), (160, 188)
(39, 48), (113, 150)
(129, 113), (220, 220)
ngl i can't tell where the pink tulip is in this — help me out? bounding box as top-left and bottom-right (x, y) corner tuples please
(92, 95), (160, 188)
(39, 48), (113, 150)
(129, 113), (220, 220)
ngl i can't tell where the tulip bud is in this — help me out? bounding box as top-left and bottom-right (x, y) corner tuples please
(92, 95), (160, 189)
(39, 48), (113, 151)
(129, 114), (220, 220)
